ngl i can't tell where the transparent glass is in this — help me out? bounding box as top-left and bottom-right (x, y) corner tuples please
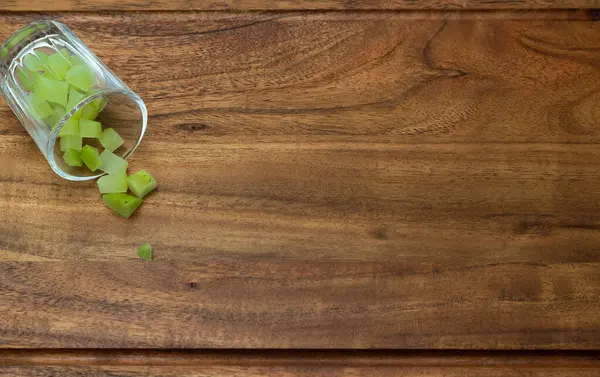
(0, 20), (147, 181)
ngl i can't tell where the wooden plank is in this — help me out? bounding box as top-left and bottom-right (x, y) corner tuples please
(0, 0), (599, 11)
(1, 350), (600, 376)
(1, 11), (600, 348)
(1, 261), (599, 348)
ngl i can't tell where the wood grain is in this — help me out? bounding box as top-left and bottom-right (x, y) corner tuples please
(0, 0), (599, 11)
(1, 11), (600, 349)
(2, 350), (600, 376)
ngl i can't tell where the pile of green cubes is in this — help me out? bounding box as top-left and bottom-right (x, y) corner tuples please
(20, 47), (156, 218)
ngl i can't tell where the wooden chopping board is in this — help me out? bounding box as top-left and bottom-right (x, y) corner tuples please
(0, 3), (599, 374)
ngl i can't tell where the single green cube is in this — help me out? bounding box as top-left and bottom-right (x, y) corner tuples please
(137, 242), (153, 261)
(127, 169), (157, 199)
(100, 149), (128, 175)
(66, 88), (86, 112)
(27, 94), (53, 119)
(79, 119), (102, 138)
(58, 118), (79, 136)
(58, 47), (71, 62)
(97, 170), (128, 194)
(46, 104), (65, 129)
(65, 64), (94, 92)
(103, 193), (143, 219)
(71, 54), (85, 67)
(23, 51), (48, 72)
(17, 67), (36, 91)
(80, 102), (100, 120)
(47, 52), (70, 80)
(99, 128), (124, 152)
(80, 145), (102, 171)
(59, 134), (82, 152)
(34, 74), (68, 107)
(62, 148), (83, 167)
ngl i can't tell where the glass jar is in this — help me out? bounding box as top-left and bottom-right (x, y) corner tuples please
(0, 20), (147, 181)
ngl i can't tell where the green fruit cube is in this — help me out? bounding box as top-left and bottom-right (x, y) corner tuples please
(99, 128), (124, 152)
(47, 52), (70, 80)
(62, 148), (83, 167)
(80, 102), (100, 120)
(66, 88), (86, 112)
(17, 67), (35, 91)
(79, 119), (102, 138)
(100, 149), (128, 175)
(58, 48), (71, 62)
(127, 169), (157, 199)
(35, 74), (68, 107)
(80, 145), (102, 171)
(46, 104), (65, 129)
(59, 134), (82, 152)
(97, 170), (128, 194)
(27, 94), (53, 119)
(65, 64), (94, 92)
(137, 242), (153, 261)
(23, 51), (48, 72)
(58, 118), (79, 136)
(103, 193), (143, 219)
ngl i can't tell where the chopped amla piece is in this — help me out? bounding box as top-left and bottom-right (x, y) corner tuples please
(103, 193), (143, 219)
(100, 149), (128, 175)
(27, 94), (53, 119)
(58, 118), (79, 136)
(59, 134), (82, 152)
(23, 51), (48, 72)
(99, 128), (124, 151)
(65, 64), (94, 92)
(46, 105), (65, 129)
(17, 67), (35, 91)
(58, 47), (71, 61)
(80, 145), (102, 171)
(34, 74), (68, 107)
(79, 119), (102, 138)
(62, 148), (83, 167)
(66, 88), (86, 112)
(97, 170), (128, 194)
(80, 102), (100, 120)
(127, 169), (157, 199)
(137, 242), (153, 261)
(47, 52), (70, 80)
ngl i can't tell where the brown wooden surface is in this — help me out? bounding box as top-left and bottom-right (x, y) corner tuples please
(2, 350), (600, 376)
(1, 0), (600, 11)
(1, 10), (600, 350)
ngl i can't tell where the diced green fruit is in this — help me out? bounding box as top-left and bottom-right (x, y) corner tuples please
(80, 145), (102, 171)
(80, 102), (100, 120)
(34, 74), (68, 107)
(27, 94), (53, 119)
(58, 48), (71, 62)
(97, 171), (128, 194)
(71, 54), (85, 67)
(127, 169), (157, 199)
(66, 88), (86, 112)
(137, 242), (153, 261)
(58, 118), (79, 136)
(17, 67), (35, 91)
(103, 193), (143, 219)
(59, 134), (82, 152)
(23, 51), (47, 71)
(46, 105), (65, 129)
(65, 64), (94, 92)
(100, 149), (128, 175)
(47, 52), (70, 80)
(99, 128), (124, 152)
(79, 119), (102, 138)
(62, 148), (83, 167)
